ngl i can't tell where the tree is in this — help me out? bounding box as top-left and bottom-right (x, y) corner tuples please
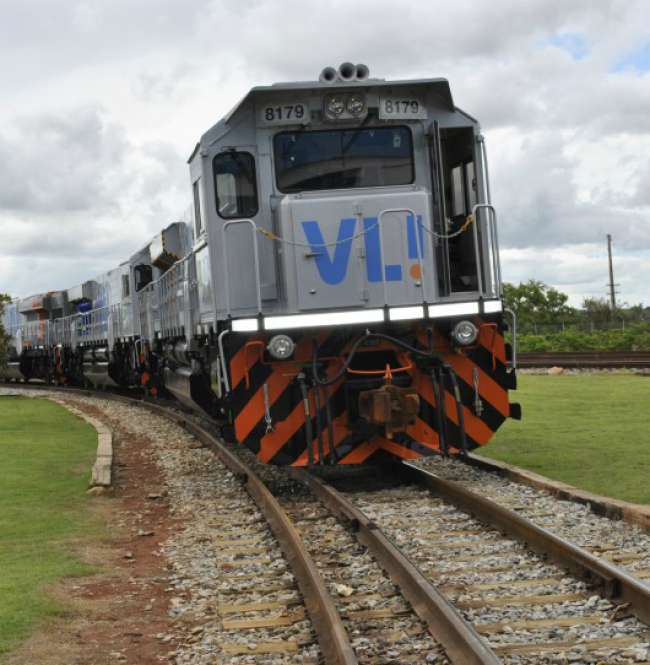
(581, 297), (613, 326)
(0, 293), (10, 369)
(502, 280), (575, 329)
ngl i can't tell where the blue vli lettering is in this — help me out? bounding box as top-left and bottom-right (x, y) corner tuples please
(302, 215), (425, 285)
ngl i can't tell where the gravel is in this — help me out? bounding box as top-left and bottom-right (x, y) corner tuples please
(350, 484), (650, 664)
(416, 455), (650, 584)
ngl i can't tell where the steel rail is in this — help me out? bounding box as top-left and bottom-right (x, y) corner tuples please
(518, 351), (650, 368)
(400, 461), (650, 626)
(142, 403), (358, 665)
(293, 470), (501, 665)
(12, 386), (358, 665)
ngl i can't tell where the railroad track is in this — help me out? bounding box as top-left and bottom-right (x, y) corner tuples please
(6, 386), (496, 663)
(307, 462), (650, 663)
(6, 384), (650, 663)
(518, 351), (650, 368)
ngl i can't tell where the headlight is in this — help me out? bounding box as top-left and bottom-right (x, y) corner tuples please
(451, 320), (478, 346)
(347, 94), (366, 115)
(325, 95), (345, 117)
(267, 334), (295, 360)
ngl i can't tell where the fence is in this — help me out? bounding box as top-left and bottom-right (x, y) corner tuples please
(517, 319), (649, 335)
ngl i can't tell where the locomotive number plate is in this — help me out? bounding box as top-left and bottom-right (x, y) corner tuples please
(259, 102), (309, 126)
(379, 97), (427, 120)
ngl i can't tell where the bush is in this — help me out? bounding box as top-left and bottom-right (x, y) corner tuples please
(516, 323), (650, 353)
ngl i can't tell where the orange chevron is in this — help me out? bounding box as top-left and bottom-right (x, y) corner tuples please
(406, 416), (441, 450)
(338, 440), (380, 464)
(416, 370), (493, 445)
(230, 333), (324, 391)
(233, 337), (317, 442)
(375, 436), (421, 460)
(235, 368), (296, 442)
(257, 370), (343, 464)
(442, 353), (509, 418)
(476, 319), (507, 364)
(291, 412), (349, 466)
(230, 338), (261, 390)
(258, 399), (307, 463)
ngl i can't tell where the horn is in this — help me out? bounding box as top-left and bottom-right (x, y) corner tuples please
(355, 64), (370, 81)
(319, 66), (337, 83)
(337, 62), (356, 81)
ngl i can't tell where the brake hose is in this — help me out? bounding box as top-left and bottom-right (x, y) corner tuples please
(311, 330), (438, 387)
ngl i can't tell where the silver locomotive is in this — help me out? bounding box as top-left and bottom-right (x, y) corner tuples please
(2, 64), (519, 465)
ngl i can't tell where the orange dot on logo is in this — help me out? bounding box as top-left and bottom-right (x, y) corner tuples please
(409, 264), (422, 280)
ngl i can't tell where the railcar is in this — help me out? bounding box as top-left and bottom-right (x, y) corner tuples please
(2, 64), (520, 465)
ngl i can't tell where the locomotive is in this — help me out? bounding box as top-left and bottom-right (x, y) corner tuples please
(2, 63), (520, 465)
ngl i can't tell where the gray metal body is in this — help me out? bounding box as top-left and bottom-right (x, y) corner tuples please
(188, 76), (501, 326)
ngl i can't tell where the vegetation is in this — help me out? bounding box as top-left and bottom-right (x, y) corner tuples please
(0, 397), (100, 657)
(517, 324), (650, 352)
(503, 280), (574, 330)
(483, 374), (650, 504)
(0, 294), (10, 369)
(502, 280), (650, 351)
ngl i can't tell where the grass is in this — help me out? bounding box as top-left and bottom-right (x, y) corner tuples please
(0, 396), (100, 658)
(483, 374), (650, 504)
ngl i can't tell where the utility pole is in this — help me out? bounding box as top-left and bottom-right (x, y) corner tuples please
(607, 234), (617, 311)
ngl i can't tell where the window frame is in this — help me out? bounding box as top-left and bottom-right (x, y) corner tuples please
(212, 151), (259, 220)
(273, 124), (416, 194)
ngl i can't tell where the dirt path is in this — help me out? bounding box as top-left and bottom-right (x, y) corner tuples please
(5, 400), (180, 665)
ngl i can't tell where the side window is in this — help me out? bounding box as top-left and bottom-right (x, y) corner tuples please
(121, 274), (130, 298)
(193, 179), (203, 237)
(213, 152), (258, 219)
(451, 165), (466, 217)
(134, 264), (153, 292)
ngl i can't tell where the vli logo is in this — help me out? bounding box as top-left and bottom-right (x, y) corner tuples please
(301, 216), (424, 285)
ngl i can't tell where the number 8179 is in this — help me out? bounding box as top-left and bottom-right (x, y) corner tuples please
(262, 103), (307, 125)
(379, 97), (426, 119)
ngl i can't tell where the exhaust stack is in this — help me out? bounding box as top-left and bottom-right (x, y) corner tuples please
(337, 62), (356, 81)
(319, 66), (337, 83)
(355, 64), (370, 81)
(319, 63), (371, 83)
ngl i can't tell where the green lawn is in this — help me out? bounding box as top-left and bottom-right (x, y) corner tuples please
(483, 374), (650, 504)
(0, 396), (100, 658)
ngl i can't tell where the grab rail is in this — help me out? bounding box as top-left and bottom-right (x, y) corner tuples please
(504, 307), (517, 371)
(376, 208), (428, 305)
(471, 203), (502, 298)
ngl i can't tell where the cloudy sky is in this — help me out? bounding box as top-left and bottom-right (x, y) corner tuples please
(1, 0), (649, 306)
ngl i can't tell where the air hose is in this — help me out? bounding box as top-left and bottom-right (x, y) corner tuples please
(310, 330), (469, 458)
(311, 330), (437, 387)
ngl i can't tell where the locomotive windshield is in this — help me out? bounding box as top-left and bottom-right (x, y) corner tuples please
(274, 126), (414, 193)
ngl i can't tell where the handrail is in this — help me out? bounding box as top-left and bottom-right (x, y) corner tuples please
(504, 307), (517, 371)
(217, 329), (231, 393)
(471, 203), (501, 298)
(376, 207), (427, 305)
(222, 218), (262, 316)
